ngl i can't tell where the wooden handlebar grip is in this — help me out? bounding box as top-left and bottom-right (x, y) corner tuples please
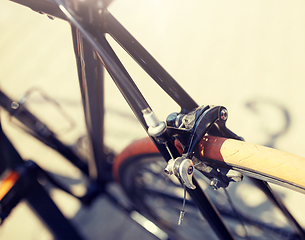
(198, 135), (305, 188)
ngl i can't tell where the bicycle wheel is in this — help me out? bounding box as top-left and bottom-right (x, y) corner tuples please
(113, 138), (301, 240)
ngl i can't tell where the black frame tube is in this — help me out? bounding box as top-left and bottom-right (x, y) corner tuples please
(93, 30), (150, 129)
(10, 0), (65, 19)
(27, 179), (84, 240)
(0, 124), (84, 240)
(103, 11), (198, 113)
(71, 26), (108, 182)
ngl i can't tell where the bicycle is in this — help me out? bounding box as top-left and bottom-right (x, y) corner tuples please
(1, 0), (305, 240)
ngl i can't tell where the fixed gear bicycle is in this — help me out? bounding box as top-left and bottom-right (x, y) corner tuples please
(1, 0), (305, 240)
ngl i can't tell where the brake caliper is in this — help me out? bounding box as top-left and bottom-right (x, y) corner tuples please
(165, 105), (243, 190)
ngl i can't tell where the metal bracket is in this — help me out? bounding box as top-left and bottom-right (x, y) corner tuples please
(166, 105), (244, 189)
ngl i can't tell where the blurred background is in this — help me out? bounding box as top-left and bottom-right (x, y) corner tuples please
(1, 0), (305, 239)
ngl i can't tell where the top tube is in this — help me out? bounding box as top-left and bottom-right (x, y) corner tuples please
(10, 0), (65, 19)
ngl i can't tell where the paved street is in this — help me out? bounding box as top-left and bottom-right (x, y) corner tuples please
(1, 0), (305, 239)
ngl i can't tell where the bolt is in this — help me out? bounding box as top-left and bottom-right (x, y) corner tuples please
(164, 168), (171, 175)
(164, 160), (174, 175)
(47, 15), (55, 20)
(187, 165), (194, 175)
(210, 178), (221, 190)
(220, 109), (228, 121)
(11, 101), (19, 110)
(166, 112), (178, 127)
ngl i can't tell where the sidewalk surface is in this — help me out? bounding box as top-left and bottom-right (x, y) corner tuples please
(1, 0), (305, 239)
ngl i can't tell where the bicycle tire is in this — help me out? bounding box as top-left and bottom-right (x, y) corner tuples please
(113, 137), (303, 240)
(196, 135), (305, 192)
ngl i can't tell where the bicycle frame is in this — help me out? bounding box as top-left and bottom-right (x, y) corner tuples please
(5, 0), (305, 239)
(70, 7), (236, 240)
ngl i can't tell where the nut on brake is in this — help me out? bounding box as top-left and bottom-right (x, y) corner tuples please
(173, 157), (196, 189)
(164, 159), (175, 175)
